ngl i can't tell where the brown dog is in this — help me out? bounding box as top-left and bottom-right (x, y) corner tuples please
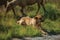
(17, 15), (44, 27)
(17, 15), (47, 35)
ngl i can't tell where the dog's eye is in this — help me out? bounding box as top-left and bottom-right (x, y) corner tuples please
(39, 18), (42, 19)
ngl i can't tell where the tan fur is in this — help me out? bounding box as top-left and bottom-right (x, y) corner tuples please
(17, 15), (47, 35)
(17, 16), (36, 27)
(17, 15), (43, 27)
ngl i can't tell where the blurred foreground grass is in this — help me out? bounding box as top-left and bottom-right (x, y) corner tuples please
(0, 3), (60, 40)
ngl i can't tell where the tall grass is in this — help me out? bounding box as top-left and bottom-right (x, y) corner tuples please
(42, 19), (60, 35)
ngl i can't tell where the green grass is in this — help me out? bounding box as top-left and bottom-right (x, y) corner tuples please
(42, 19), (60, 34)
(0, 3), (60, 40)
(8, 25), (41, 37)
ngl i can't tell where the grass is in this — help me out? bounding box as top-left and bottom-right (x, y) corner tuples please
(42, 19), (60, 35)
(8, 25), (41, 37)
(0, 3), (60, 40)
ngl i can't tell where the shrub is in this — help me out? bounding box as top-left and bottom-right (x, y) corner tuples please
(44, 3), (60, 20)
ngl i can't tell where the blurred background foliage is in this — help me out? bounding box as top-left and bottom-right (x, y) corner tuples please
(0, 0), (60, 40)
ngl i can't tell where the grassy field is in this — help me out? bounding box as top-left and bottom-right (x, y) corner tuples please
(0, 3), (60, 40)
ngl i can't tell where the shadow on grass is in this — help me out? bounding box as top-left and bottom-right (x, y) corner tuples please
(0, 25), (8, 32)
(42, 28), (60, 36)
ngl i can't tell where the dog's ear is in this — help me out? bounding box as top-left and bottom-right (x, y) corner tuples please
(34, 17), (38, 20)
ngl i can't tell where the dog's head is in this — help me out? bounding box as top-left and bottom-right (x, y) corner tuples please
(34, 15), (44, 22)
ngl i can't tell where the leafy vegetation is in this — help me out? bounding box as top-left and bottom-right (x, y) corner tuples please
(0, 3), (60, 40)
